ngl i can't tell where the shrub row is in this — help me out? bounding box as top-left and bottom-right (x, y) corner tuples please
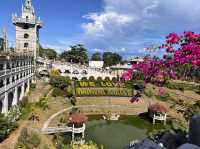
(76, 88), (133, 97)
(77, 81), (126, 88)
(164, 81), (200, 91)
(49, 76), (70, 89)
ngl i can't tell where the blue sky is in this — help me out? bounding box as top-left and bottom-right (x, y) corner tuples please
(1, 0), (200, 59)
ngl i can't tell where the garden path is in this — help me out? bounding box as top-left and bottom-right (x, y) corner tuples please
(0, 81), (53, 149)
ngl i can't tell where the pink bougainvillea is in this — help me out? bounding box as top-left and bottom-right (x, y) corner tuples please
(123, 31), (200, 84)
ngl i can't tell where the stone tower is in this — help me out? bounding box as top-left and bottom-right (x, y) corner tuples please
(12, 0), (42, 60)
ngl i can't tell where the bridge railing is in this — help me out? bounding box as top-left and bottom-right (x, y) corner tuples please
(41, 124), (86, 134)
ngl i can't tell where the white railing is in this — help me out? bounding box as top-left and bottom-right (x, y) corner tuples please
(0, 65), (33, 78)
(13, 16), (42, 26)
(0, 73), (33, 95)
(42, 124), (86, 134)
(153, 114), (166, 121)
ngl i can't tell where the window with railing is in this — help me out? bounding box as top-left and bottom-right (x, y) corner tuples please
(0, 80), (4, 88)
(0, 64), (4, 71)
(12, 63), (15, 68)
(16, 75), (19, 80)
(12, 76), (15, 83)
(6, 63), (11, 69)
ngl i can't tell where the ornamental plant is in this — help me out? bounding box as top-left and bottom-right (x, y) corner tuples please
(123, 31), (200, 84)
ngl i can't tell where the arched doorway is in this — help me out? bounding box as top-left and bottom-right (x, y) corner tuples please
(0, 100), (3, 113)
(8, 92), (14, 110)
(24, 83), (28, 93)
(17, 86), (22, 102)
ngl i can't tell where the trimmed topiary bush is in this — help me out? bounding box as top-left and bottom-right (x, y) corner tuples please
(81, 77), (88, 81)
(52, 88), (64, 97)
(104, 77), (110, 82)
(112, 77), (118, 83)
(97, 77), (103, 82)
(65, 86), (73, 98)
(89, 76), (95, 81)
(30, 83), (36, 89)
(49, 76), (70, 89)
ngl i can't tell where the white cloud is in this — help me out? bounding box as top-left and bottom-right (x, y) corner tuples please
(81, 0), (200, 58)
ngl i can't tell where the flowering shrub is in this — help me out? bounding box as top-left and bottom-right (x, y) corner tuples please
(123, 31), (200, 84)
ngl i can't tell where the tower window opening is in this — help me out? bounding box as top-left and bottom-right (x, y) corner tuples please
(24, 34), (29, 39)
(24, 43), (29, 48)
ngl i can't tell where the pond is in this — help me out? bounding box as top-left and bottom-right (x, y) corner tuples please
(85, 115), (167, 149)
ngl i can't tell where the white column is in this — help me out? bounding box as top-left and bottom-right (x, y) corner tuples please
(72, 124), (75, 142)
(27, 79), (30, 93)
(13, 86), (18, 106)
(20, 82), (25, 100)
(2, 92), (8, 113)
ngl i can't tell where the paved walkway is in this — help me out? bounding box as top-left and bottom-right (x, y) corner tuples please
(0, 82), (52, 149)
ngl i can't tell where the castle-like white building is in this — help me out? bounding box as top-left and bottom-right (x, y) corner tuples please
(0, 0), (42, 113)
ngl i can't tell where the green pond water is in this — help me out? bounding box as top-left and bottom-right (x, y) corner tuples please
(84, 115), (166, 149)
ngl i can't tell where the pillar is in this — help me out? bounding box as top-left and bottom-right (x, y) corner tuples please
(2, 92), (8, 113)
(20, 82), (25, 101)
(27, 79), (30, 93)
(189, 115), (200, 146)
(82, 130), (85, 139)
(13, 86), (18, 106)
(72, 124), (75, 142)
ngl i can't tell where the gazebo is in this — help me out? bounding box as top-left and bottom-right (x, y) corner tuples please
(148, 103), (168, 125)
(68, 112), (88, 143)
(69, 112), (88, 124)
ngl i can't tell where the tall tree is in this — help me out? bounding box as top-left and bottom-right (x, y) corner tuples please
(39, 45), (57, 59)
(103, 52), (122, 67)
(91, 52), (102, 61)
(60, 44), (89, 64)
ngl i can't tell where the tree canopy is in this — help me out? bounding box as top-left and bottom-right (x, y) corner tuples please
(91, 52), (102, 61)
(60, 44), (89, 64)
(103, 52), (122, 67)
(39, 45), (57, 59)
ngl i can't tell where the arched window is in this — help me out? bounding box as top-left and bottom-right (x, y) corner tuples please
(24, 43), (29, 48)
(24, 34), (29, 39)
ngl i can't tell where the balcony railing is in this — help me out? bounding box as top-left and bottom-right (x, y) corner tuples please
(0, 50), (34, 57)
(0, 65), (33, 78)
(12, 16), (42, 27)
(0, 73), (34, 95)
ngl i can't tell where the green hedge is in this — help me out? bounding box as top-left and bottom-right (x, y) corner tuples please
(76, 81), (126, 88)
(164, 81), (200, 91)
(76, 88), (133, 97)
(51, 88), (64, 97)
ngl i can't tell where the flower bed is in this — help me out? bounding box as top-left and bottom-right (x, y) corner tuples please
(76, 88), (133, 97)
